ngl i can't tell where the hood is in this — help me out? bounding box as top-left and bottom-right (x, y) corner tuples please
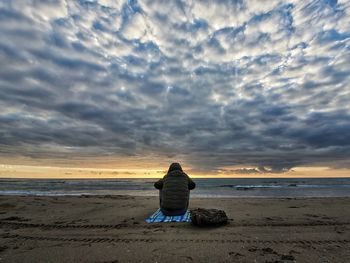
(167, 163), (183, 173)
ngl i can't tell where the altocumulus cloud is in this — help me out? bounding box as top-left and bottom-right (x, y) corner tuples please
(0, 0), (349, 172)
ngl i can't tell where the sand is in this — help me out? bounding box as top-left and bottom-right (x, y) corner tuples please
(0, 195), (349, 263)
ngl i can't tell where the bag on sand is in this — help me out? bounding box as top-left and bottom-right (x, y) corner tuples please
(190, 208), (228, 227)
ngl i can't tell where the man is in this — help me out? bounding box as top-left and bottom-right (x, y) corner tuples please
(154, 163), (196, 216)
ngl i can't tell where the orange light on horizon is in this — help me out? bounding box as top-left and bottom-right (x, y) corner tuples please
(0, 164), (349, 179)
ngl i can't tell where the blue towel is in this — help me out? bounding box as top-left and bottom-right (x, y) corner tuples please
(146, 208), (191, 223)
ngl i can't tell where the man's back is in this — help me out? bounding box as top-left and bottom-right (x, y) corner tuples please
(154, 163), (195, 215)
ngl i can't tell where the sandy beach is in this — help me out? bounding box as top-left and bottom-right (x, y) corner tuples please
(0, 195), (349, 263)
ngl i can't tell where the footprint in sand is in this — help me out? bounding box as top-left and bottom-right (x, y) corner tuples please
(0, 246), (8, 253)
(228, 251), (243, 257)
(281, 254), (295, 261)
(261, 247), (278, 255)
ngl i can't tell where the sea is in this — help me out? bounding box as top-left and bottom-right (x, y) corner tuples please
(0, 178), (350, 198)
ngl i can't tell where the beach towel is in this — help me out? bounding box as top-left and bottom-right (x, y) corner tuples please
(146, 208), (191, 223)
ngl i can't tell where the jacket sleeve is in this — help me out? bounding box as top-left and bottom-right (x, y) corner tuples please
(154, 179), (164, 189)
(188, 178), (196, 190)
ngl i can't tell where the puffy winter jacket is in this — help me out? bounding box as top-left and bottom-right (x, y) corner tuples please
(154, 163), (196, 215)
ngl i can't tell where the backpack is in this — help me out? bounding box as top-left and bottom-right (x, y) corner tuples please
(190, 208), (228, 227)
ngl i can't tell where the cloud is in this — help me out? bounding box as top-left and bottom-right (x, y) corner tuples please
(229, 166), (290, 174)
(0, 0), (349, 171)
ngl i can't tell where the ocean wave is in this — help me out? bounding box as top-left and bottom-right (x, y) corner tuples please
(0, 190), (91, 196)
(296, 184), (350, 188)
(235, 185), (283, 189)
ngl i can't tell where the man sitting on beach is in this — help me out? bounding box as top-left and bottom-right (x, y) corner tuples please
(154, 163), (196, 216)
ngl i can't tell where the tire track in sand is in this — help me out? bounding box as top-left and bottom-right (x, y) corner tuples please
(2, 234), (350, 245)
(1, 220), (349, 230)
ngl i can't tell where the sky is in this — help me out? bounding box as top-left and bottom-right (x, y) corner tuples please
(0, 0), (349, 178)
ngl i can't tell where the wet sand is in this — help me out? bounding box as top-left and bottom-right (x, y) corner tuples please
(0, 195), (349, 262)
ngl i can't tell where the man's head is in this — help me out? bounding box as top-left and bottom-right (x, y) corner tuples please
(168, 162), (183, 173)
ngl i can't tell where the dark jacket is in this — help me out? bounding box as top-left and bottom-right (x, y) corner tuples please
(154, 163), (196, 215)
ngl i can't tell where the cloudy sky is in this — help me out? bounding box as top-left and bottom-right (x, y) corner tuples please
(0, 0), (349, 176)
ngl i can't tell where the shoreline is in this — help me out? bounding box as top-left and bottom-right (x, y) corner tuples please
(2, 193), (350, 199)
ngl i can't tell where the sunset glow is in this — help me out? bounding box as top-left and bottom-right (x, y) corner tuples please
(1, 164), (349, 179)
